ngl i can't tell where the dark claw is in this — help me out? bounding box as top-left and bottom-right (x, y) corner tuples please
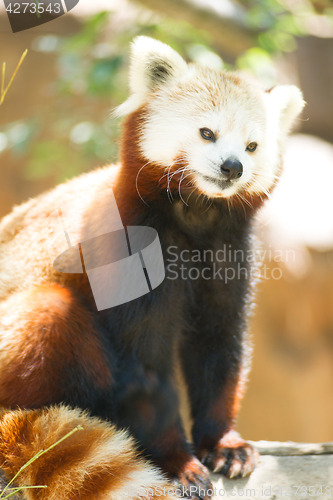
(200, 431), (259, 479)
(171, 456), (213, 500)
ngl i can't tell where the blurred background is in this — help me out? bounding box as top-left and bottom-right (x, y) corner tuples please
(0, 0), (333, 443)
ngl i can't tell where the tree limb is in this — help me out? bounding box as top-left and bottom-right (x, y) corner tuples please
(132, 0), (258, 62)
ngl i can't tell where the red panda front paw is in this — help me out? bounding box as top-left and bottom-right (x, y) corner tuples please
(198, 431), (259, 479)
(171, 456), (213, 500)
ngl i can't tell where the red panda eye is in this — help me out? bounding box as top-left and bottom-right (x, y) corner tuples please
(200, 128), (215, 142)
(246, 142), (258, 152)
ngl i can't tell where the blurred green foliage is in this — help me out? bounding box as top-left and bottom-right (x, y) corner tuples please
(0, 0), (332, 183)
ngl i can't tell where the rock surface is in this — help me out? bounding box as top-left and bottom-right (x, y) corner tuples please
(211, 441), (333, 500)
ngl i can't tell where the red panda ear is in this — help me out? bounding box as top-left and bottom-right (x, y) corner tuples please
(115, 37), (188, 117)
(265, 84), (305, 133)
(129, 36), (188, 93)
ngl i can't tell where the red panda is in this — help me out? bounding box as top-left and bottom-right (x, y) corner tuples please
(0, 37), (304, 500)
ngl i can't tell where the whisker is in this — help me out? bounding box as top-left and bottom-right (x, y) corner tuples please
(186, 188), (196, 204)
(251, 181), (272, 201)
(202, 198), (214, 214)
(235, 193), (247, 218)
(136, 161), (154, 207)
(158, 157), (188, 184)
(226, 198), (231, 217)
(178, 168), (190, 207)
(238, 192), (253, 209)
(165, 160), (189, 203)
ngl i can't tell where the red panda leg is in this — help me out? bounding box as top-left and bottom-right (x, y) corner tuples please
(0, 284), (112, 411)
(146, 419), (213, 500)
(113, 368), (213, 500)
(193, 379), (259, 479)
(180, 323), (259, 480)
(0, 406), (176, 500)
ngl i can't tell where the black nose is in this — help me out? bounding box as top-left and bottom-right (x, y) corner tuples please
(220, 158), (243, 180)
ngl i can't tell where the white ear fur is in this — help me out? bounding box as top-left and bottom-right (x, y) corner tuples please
(129, 36), (188, 94)
(115, 37), (188, 117)
(265, 85), (305, 133)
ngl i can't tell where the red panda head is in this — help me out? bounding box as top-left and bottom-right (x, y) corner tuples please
(116, 37), (305, 205)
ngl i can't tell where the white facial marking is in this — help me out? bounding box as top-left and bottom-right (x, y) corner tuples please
(117, 37), (305, 200)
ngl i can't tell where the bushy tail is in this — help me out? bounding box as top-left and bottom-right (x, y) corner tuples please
(0, 406), (176, 500)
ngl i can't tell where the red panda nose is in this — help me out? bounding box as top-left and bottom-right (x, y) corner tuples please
(221, 158), (243, 180)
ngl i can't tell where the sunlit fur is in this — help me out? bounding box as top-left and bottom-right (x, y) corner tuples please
(0, 38), (306, 499)
(0, 406), (176, 500)
(117, 37), (305, 202)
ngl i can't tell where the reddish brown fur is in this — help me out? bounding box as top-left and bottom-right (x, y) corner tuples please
(193, 376), (260, 479)
(0, 104), (267, 500)
(0, 38), (303, 498)
(208, 376), (244, 428)
(148, 422), (211, 498)
(149, 423), (193, 476)
(114, 107), (195, 217)
(194, 376), (246, 457)
(0, 407), (176, 500)
(0, 284), (112, 409)
(115, 107), (168, 210)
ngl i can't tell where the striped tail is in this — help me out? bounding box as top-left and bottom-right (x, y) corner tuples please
(0, 406), (177, 500)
